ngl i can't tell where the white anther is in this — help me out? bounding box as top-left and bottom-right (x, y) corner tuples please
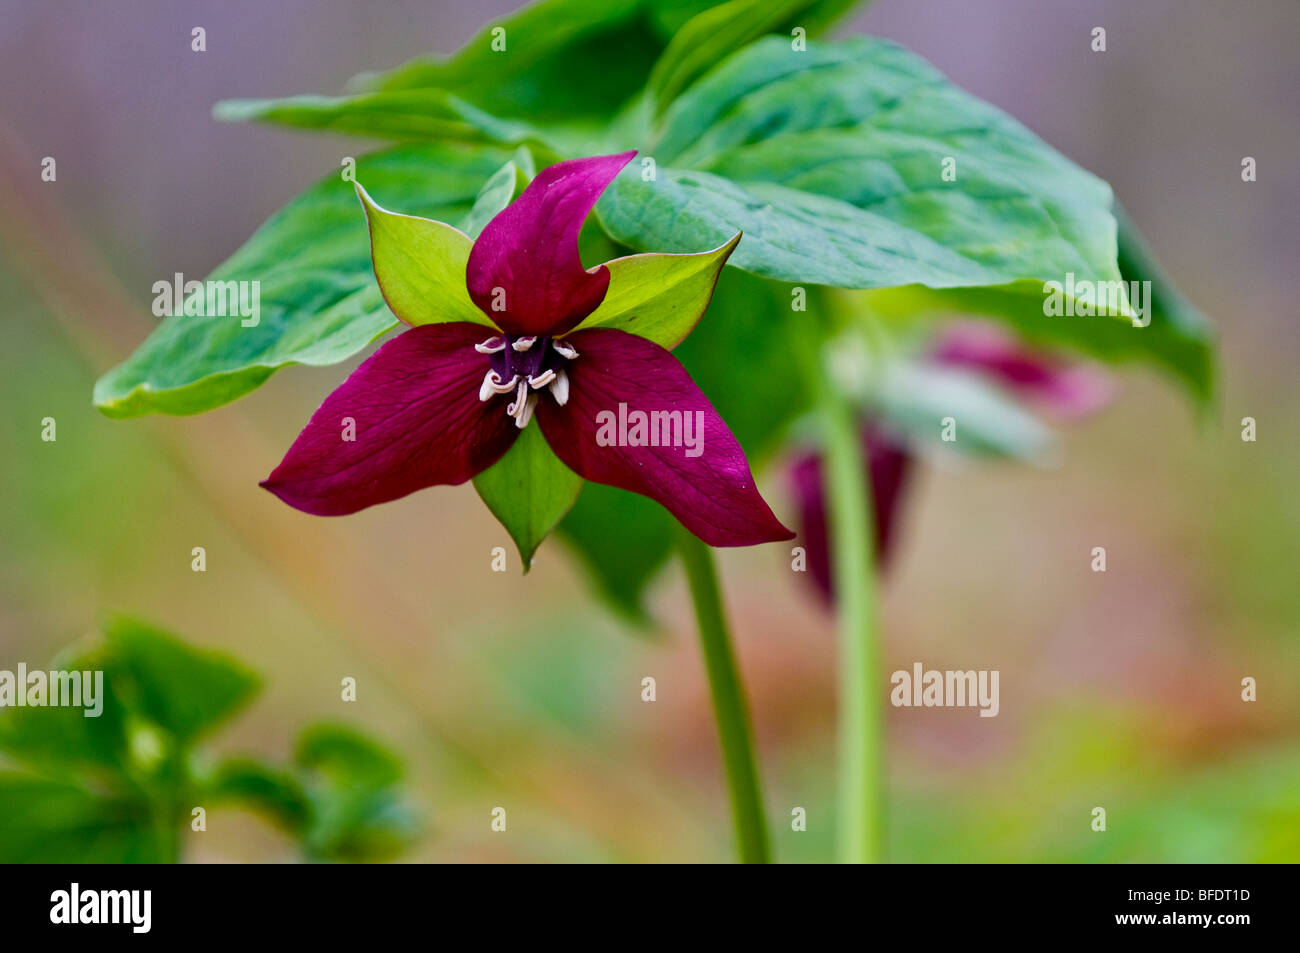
(511, 335), (538, 352)
(480, 370), (518, 401)
(527, 369), (556, 389)
(549, 368), (570, 406)
(491, 373), (520, 394)
(474, 335), (507, 354)
(507, 380), (538, 429)
(514, 393), (538, 429)
(506, 380), (528, 418)
(552, 339), (578, 360)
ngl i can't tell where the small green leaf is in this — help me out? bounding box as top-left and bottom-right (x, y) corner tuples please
(355, 182), (489, 328)
(575, 233), (740, 348)
(103, 614), (259, 746)
(295, 724), (404, 789)
(474, 423), (584, 570)
(294, 724), (419, 863)
(207, 759), (311, 832)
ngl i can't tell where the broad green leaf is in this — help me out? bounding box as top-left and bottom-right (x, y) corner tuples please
(474, 423), (584, 570)
(871, 363), (1056, 462)
(103, 614), (259, 746)
(458, 149), (536, 239)
(355, 182), (488, 328)
(601, 37), (1126, 303)
(575, 232), (740, 347)
(94, 143), (509, 418)
(223, 2), (866, 141)
(355, 0), (682, 124)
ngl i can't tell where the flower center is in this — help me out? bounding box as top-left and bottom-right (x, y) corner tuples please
(475, 333), (576, 428)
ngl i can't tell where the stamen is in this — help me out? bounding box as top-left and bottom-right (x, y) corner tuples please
(479, 370), (518, 401)
(506, 380), (538, 429)
(549, 368), (570, 406)
(514, 393), (538, 429)
(491, 373), (520, 394)
(505, 380), (528, 418)
(477, 334), (573, 423)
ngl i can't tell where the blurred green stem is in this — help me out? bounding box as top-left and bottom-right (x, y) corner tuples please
(817, 346), (885, 864)
(678, 533), (771, 864)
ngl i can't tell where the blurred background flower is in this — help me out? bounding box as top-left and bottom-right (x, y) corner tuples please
(1, 0), (1297, 861)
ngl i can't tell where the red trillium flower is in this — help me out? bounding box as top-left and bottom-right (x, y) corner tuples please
(789, 325), (1114, 601)
(930, 323), (1115, 421)
(789, 423), (913, 600)
(262, 151), (792, 548)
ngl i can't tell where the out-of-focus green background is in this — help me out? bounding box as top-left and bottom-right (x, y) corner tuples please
(1, 0), (1297, 861)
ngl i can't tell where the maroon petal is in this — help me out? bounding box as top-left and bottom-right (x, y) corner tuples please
(262, 322), (517, 516)
(535, 328), (793, 547)
(788, 423), (913, 602)
(931, 323), (1115, 420)
(466, 152), (635, 337)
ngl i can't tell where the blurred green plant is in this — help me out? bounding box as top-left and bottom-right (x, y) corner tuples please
(0, 614), (419, 863)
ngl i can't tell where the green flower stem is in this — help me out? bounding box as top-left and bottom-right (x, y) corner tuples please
(678, 532), (772, 864)
(817, 350), (885, 864)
